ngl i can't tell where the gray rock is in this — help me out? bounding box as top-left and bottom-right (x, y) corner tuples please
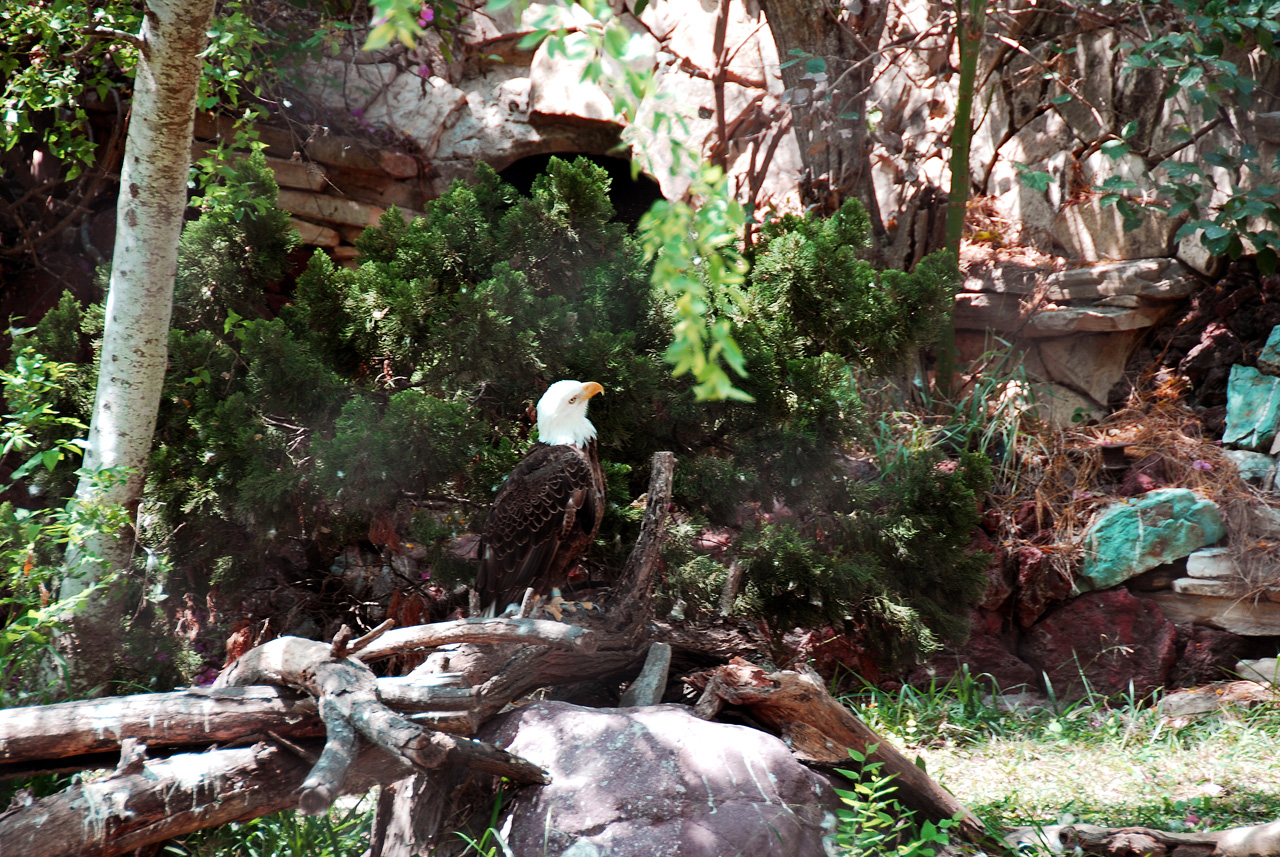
(1186, 547), (1237, 579)
(1054, 196), (1174, 262)
(1144, 590), (1280, 636)
(1038, 332), (1140, 405)
(953, 293), (1170, 336)
(1172, 577), (1252, 598)
(961, 259), (1197, 301)
(1236, 657), (1280, 683)
(1033, 382), (1106, 430)
(1157, 689), (1222, 718)
(477, 701), (841, 857)
(1046, 259), (1198, 301)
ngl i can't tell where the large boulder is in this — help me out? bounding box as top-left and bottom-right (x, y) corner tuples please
(1078, 489), (1225, 591)
(476, 701), (841, 857)
(1021, 588), (1178, 700)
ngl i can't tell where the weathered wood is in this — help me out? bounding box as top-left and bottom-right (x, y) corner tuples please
(690, 661), (989, 844)
(357, 616), (599, 663)
(718, 558), (744, 616)
(1060, 824), (1220, 857)
(0, 686), (320, 773)
(0, 678), (484, 781)
(618, 642), (672, 707)
(0, 741), (411, 857)
(215, 635), (549, 812)
(1060, 822), (1280, 857)
(299, 698), (360, 816)
(609, 451), (676, 636)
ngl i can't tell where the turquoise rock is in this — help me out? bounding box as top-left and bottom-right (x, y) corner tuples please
(1079, 488), (1225, 591)
(1258, 325), (1280, 375)
(1223, 364), (1280, 450)
(1223, 449), (1275, 482)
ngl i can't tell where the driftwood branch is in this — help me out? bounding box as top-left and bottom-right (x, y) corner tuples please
(690, 660), (990, 845)
(356, 616), (597, 662)
(0, 676), (486, 780)
(1060, 821), (1280, 857)
(214, 634), (549, 812)
(0, 741), (410, 857)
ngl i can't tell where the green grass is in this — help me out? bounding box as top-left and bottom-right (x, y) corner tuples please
(162, 795), (374, 857)
(840, 671), (1280, 837)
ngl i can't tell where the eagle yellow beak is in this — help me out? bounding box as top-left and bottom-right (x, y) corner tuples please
(581, 381), (605, 399)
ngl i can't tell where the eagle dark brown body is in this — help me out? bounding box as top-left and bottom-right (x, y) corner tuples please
(476, 439), (606, 615)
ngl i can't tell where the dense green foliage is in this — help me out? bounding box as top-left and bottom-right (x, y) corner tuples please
(22, 153), (986, 667)
(0, 0), (269, 173)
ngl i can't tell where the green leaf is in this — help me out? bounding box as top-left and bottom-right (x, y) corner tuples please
(804, 56), (827, 74)
(1177, 65), (1204, 87)
(1100, 139), (1131, 160)
(1014, 164), (1053, 192)
(1257, 247), (1278, 275)
(363, 21), (397, 51)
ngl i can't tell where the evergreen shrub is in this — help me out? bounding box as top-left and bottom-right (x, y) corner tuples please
(20, 154), (989, 668)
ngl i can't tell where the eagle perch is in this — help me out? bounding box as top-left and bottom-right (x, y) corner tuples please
(476, 380), (607, 616)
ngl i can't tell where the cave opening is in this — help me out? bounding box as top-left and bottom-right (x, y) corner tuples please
(498, 153), (665, 229)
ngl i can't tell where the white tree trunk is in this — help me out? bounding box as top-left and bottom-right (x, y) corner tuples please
(57, 0), (218, 694)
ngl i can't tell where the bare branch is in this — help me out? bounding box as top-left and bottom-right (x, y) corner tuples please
(357, 616), (598, 662)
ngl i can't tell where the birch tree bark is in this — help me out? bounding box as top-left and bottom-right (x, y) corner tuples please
(56, 0), (218, 695)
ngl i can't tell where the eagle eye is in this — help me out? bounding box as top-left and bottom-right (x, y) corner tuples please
(569, 396), (578, 403)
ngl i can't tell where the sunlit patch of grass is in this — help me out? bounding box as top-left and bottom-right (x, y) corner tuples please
(839, 671), (1280, 834)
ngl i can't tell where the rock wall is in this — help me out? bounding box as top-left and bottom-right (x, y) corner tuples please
(239, 1), (1279, 415)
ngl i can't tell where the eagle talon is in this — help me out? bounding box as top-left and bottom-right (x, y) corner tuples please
(536, 594), (599, 622)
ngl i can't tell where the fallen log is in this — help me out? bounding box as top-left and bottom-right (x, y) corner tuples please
(213, 634), (549, 814)
(689, 659), (990, 845)
(0, 675), (478, 779)
(0, 739), (411, 857)
(1060, 821), (1280, 857)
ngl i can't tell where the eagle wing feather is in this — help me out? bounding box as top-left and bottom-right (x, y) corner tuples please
(477, 441), (604, 614)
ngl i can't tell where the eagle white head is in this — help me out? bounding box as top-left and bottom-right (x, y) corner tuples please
(537, 380), (604, 446)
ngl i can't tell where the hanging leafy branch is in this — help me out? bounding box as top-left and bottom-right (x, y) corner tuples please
(0, 0), (269, 176)
(1103, 0), (1280, 271)
(366, 0), (754, 401)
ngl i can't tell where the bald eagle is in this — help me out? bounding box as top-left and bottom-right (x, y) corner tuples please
(476, 380), (607, 616)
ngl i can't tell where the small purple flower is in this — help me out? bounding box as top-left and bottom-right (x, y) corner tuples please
(418, 4), (434, 25)
(351, 108), (364, 119)
(1193, 460), (1213, 471)
(417, 64), (430, 79)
